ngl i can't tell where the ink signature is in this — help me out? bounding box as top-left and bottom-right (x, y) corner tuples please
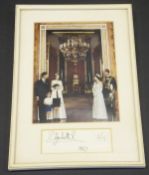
(46, 131), (84, 145)
(44, 131), (108, 152)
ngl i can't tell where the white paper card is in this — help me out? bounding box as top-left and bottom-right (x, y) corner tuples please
(42, 129), (112, 154)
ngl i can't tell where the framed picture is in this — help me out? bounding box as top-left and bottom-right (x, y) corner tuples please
(8, 4), (145, 170)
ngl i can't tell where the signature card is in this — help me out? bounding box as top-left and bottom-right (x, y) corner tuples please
(42, 129), (112, 154)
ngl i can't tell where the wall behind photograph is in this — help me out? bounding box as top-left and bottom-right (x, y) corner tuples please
(0, 0), (149, 175)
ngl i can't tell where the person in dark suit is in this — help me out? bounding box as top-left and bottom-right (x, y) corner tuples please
(34, 72), (49, 123)
(102, 69), (117, 121)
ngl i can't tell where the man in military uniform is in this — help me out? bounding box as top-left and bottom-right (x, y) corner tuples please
(102, 69), (117, 121)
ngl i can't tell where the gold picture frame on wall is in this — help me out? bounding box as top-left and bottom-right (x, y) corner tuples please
(8, 4), (145, 170)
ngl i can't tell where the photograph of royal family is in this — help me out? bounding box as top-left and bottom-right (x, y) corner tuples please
(34, 69), (117, 123)
(33, 23), (119, 123)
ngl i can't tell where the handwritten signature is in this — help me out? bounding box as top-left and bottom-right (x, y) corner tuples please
(44, 131), (107, 152)
(46, 131), (84, 145)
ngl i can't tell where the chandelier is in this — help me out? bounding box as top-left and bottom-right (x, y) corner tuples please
(59, 37), (90, 63)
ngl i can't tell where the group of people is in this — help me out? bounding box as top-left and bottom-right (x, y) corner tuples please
(92, 69), (117, 121)
(34, 69), (117, 123)
(34, 73), (66, 123)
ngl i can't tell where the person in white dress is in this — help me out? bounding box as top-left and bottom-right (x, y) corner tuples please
(92, 74), (108, 120)
(51, 73), (67, 122)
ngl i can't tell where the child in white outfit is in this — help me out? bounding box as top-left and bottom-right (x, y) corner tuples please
(44, 91), (53, 121)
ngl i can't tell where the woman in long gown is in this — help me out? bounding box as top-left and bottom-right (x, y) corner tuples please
(92, 74), (108, 120)
(51, 73), (67, 122)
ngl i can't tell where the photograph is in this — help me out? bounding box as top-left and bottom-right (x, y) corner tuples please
(33, 22), (119, 123)
(8, 5), (145, 169)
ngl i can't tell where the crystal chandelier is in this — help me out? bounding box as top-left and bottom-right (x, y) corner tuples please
(59, 37), (90, 63)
